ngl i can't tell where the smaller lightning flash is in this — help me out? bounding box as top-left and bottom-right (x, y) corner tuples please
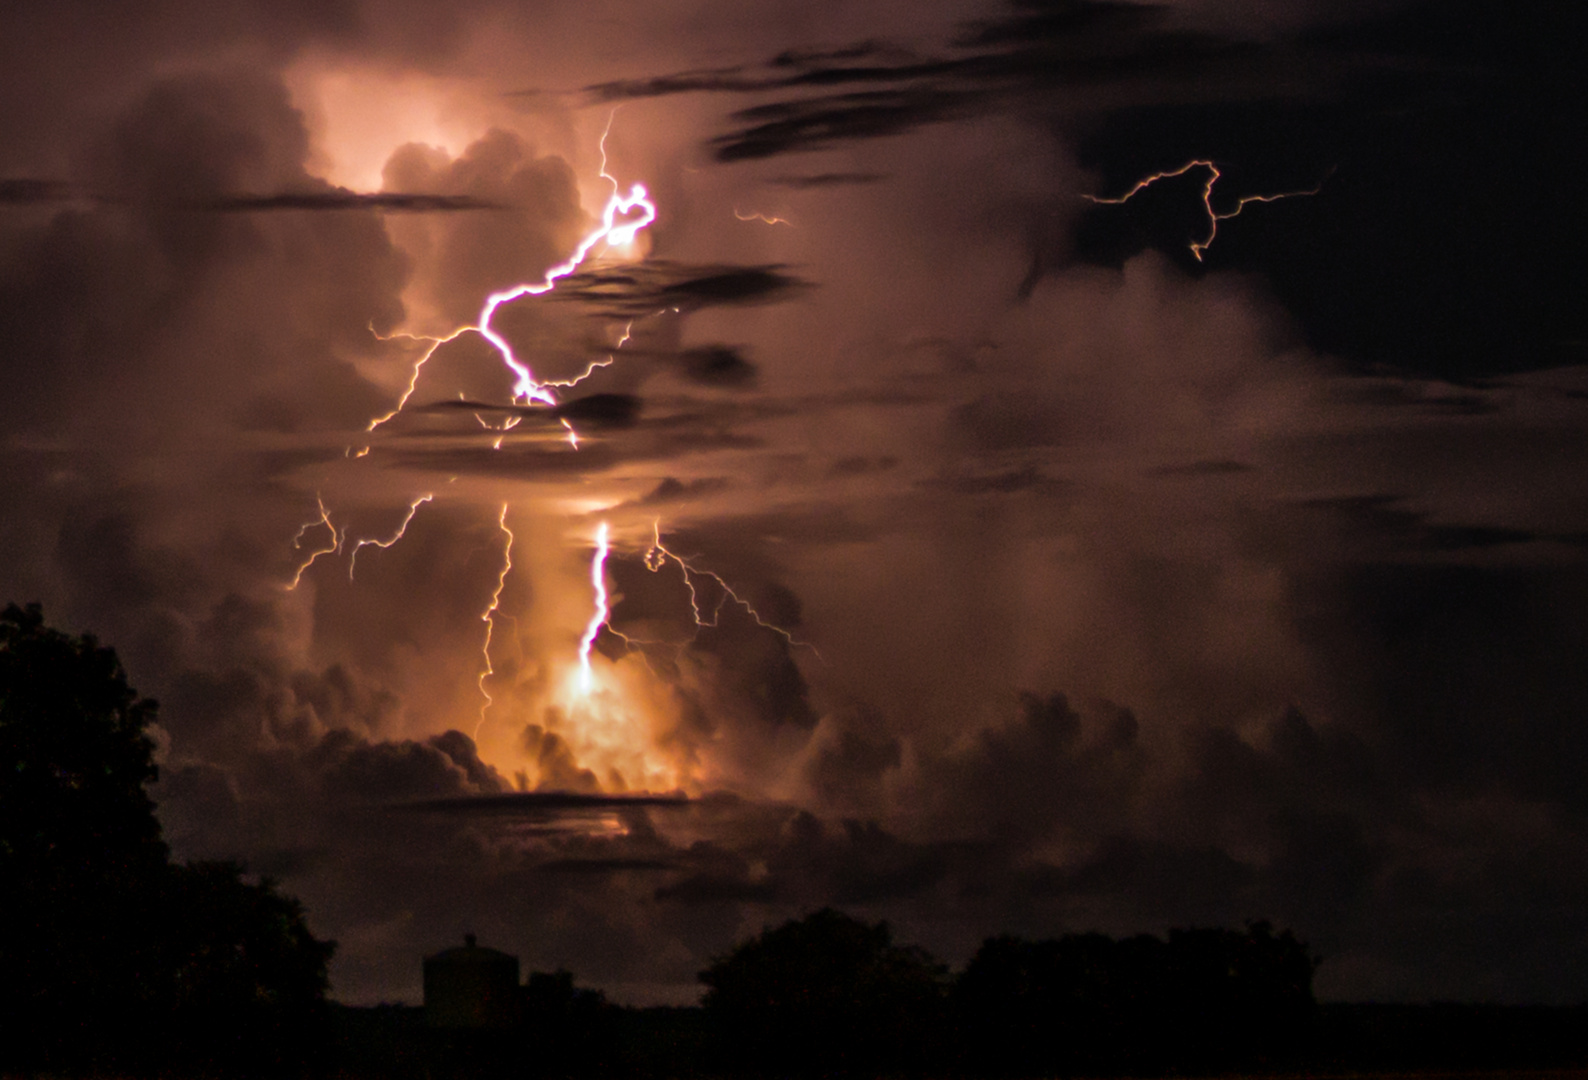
(734, 207), (793, 227)
(287, 497), (340, 590)
(348, 494), (433, 579)
(645, 521), (817, 655)
(475, 503), (515, 736)
(1084, 160), (1327, 262)
(570, 520), (817, 696)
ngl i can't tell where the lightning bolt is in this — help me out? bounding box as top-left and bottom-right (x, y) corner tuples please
(292, 118), (812, 780)
(577, 521), (612, 696)
(1084, 160), (1328, 262)
(347, 493), (433, 579)
(286, 497), (340, 590)
(545, 356), (614, 392)
(366, 111), (655, 433)
(734, 208), (792, 226)
(475, 503), (514, 738)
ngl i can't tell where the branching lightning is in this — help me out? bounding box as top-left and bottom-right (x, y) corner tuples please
(644, 520), (817, 655)
(366, 112), (655, 433)
(1084, 160), (1328, 262)
(347, 493), (433, 579)
(290, 117), (672, 741)
(572, 520), (815, 673)
(475, 503), (515, 737)
(287, 497), (341, 590)
(284, 114), (820, 789)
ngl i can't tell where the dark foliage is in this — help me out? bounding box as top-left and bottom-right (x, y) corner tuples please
(521, 969), (613, 1070)
(1312, 1002), (1588, 1072)
(0, 602), (334, 1075)
(953, 922), (1316, 1075)
(325, 972), (619, 1080)
(694, 909), (1317, 1078)
(699, 907), (949, 1075)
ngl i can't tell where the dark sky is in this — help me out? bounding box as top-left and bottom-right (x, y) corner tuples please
(4, 0), (1587, 1006)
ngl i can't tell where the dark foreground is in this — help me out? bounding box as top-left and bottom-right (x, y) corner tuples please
(3, 609), (1584, 1078)
(325, 1001), (1588, 1080)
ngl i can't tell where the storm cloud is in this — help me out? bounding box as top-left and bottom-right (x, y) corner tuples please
(3, 0), (1586, 1010)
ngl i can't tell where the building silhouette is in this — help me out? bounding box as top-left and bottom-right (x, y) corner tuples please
(423, 934), (520, 1029)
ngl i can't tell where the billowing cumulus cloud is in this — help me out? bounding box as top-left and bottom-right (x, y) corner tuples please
(3, 0), (1587, 1010)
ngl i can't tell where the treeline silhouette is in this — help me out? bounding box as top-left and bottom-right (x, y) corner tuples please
(7, 602), (1587, 1078)
(0, 603), (334, 1075)
(694, 908), (1316, 1076)
(327, 909), (1588, 1080)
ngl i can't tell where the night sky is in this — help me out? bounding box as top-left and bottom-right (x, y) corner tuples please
(3, 0), (1586, 1007)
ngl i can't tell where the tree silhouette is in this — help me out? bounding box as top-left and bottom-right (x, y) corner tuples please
(953, 922), (1318, 1074)
(0, 602), (334, 1073)
(700, 908), (948, 1075)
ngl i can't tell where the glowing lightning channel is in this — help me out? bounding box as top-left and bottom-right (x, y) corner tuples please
(577, 521), (612, 695)
(366, 112), (656, 432)
(645, 521), (818, 655)
(475, 503), (514, 737)
(734, 207), (792, 226)
(347, 494), (433, 580)
(1083, 160), (1328, 262)
(287, 497), (341, 590)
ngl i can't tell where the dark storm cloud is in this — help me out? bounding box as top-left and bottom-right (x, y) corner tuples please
(657, 508), (878, 564)
(419, 392), (643, 428)
(8, 0), (1588, 1014)
(537, 857), (680, 874)
(805, 719), (903, 812)
(408, 791), (691, 813)
(1297, 495), (1545, 556)
(1065, 1), (1588, 376)
(1331, 378), (1503, 417)
(712, 88), (974, 162)
(0, 178), (74, 204)
(543, 262), (810, 319)
(677, 346), (758, 387)
(921, 464), (1068, 496)
(620, 477), (734, 508)
(579, 42), (904, 102)
(640, 811), (957, 909)
(0, 69), (407, 438)
(1148, 458), (1255, 477)
(768, 172), (888, 188)
(380, 377), (928, 480)
(829, 455), (898, 477)
(202, 191), (508, 212)
(315, 728), (509, 803)
(379, 435), (738, 480)
(602, 0), (1585, 377)
(581, 64), (771, 101)
(586, 0), (1331, 162)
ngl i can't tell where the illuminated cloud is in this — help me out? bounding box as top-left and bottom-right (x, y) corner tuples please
(2, 0), (1586, 1012)
(203, 190), (508, 212)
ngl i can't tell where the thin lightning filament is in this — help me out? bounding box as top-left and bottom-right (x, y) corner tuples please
(1084, 159), (1327, 262)
(475, 503), (514, 738)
